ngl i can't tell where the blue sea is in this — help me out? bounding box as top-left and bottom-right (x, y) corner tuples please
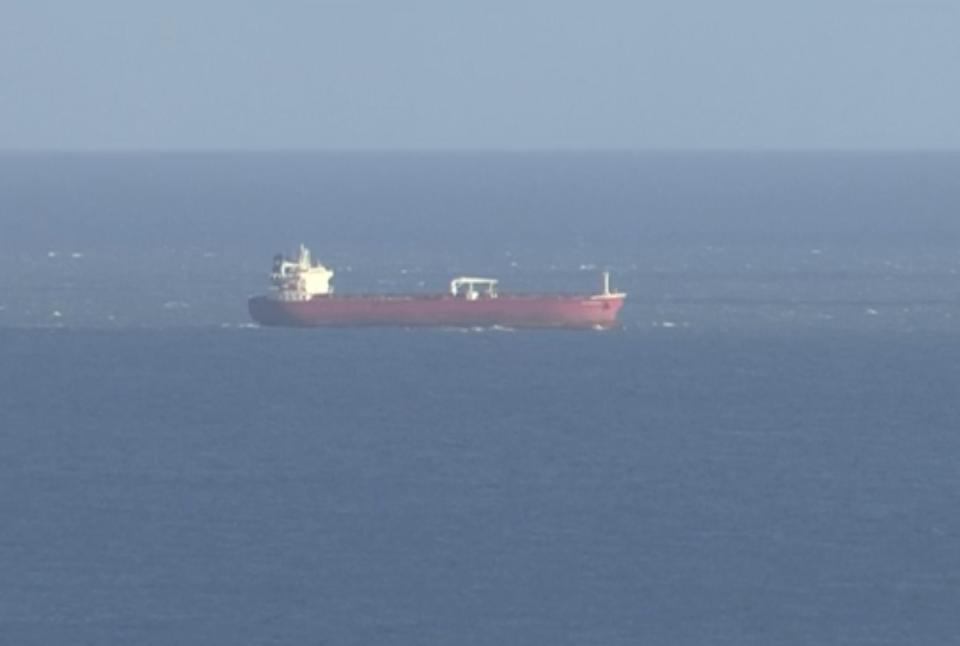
(1, 153), (959, 644)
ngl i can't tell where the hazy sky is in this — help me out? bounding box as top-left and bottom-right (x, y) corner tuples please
(1, 1), (958, 151)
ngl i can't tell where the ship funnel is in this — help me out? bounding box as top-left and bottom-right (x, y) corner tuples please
(602, 271), (611, 296)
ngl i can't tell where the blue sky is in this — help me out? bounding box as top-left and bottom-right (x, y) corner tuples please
(1, 0), (958, 150)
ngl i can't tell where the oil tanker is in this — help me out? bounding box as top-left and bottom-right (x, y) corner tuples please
(248, 245), (626, 329)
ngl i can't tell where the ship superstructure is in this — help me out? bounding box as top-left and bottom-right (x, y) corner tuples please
(270, 244), (334, 301)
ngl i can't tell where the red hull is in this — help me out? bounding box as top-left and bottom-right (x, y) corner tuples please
(249, 293), (625, 329)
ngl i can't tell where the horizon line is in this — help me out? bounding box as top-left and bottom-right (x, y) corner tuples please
(2, 147), (960, 156)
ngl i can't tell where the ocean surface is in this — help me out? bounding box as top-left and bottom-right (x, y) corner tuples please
(1, 153), (959, 644)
